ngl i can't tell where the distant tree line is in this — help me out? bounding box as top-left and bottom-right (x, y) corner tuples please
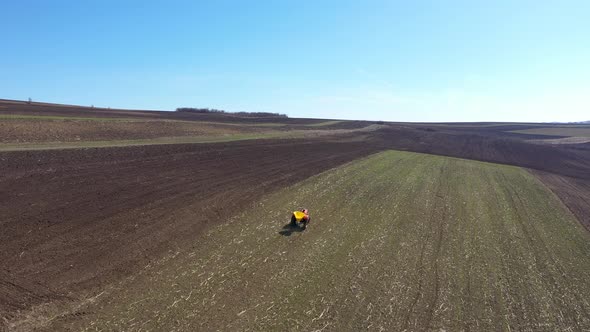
(176, 107), (288, 118)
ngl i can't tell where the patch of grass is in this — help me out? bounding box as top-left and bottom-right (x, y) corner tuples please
(304, 120), (345, 127)
(511, 127), (590, 137)
(49, 151), (590, 331)
(241, 122), (288, 127)
(0, 130), (332, 151)
(0, 133), (295, 151)
(190, 121), (288, 127)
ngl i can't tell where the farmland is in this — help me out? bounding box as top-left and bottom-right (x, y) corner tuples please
(0, 100), (374, 150)
(507, 125), (590, 145)
(512, 126), (590, 138)
(43, 151), (590, 331)
(2, 100), (590, 331)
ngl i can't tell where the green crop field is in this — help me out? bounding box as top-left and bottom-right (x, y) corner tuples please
(49, 151), (590, 331)
(0, 133), (298, 151)
(304, 120), (345, 127)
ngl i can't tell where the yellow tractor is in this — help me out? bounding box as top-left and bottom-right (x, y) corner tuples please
(290, 209), (310, 229)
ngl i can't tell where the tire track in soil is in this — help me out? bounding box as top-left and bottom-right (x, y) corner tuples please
(400, 161), (451, 331)
(425, 162), (451, 331)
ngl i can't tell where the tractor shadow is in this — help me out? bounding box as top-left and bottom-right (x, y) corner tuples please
(279, 223), (305, 236)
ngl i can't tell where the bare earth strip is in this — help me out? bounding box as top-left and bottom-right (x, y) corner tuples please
(44, 151), (590, 332)
(511, 127), (590, 138)
(528, 137), (590, 145)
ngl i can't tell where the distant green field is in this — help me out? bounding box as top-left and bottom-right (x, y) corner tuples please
(56, 151), (590, 331)
(0, 132), (312, 151)
(512, 127), (590, 137)
(304, 120), (345, 127)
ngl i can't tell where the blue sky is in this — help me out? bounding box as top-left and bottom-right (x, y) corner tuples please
(1, 0), (589, 122)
